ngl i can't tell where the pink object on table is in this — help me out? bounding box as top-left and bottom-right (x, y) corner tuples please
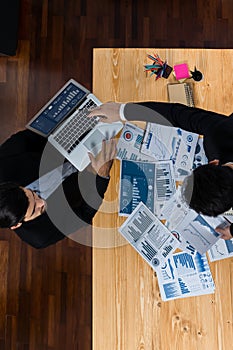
(173, 63), (191, 80)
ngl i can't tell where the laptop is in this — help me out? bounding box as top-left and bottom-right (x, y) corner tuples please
(26, 79), (123, 171)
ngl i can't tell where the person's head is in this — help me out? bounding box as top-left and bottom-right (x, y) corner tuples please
(182, 163), (233, 217)
(0, 182), (46, 229)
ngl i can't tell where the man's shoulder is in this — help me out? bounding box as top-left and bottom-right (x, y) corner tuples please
(14, 213), (66, 249)
(0, 129), (45, 153)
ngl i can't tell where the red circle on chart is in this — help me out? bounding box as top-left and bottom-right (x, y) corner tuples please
(123, 131), (133, 141)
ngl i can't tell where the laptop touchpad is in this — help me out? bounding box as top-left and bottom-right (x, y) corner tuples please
(83, 129), (105, 156)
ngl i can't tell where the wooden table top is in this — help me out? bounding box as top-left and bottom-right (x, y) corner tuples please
(92, 48), (233, 350)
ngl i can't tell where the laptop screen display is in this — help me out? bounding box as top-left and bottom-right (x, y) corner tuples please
(28, 82), (87, 136)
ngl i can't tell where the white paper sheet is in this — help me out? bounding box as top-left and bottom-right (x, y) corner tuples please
(156, 251), (215, 301)
(141, 123), (199, 181)
(160, 188), (228, 255)
(116, 122), (154, 161)
(208, 238), (233, 261)
(119, 202), (180, 270)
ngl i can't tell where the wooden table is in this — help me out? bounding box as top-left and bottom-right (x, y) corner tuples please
(92, 49), (233, 350)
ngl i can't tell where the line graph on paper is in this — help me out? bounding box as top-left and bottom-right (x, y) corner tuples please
(179, 214), (219, 255)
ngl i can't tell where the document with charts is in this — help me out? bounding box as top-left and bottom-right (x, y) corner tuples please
(156, 251), (215, 301)
(141, 123), (199, 180)
(208, 238), (233, 261)
(159, 187), (228, 255)
(119, 202), (180, 270)
(192, 136), (208, 169)
(116, 122), (154, 161)
(119, 159), (176, 216)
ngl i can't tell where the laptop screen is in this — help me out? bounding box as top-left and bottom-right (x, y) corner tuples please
(27, 80), (88, 137)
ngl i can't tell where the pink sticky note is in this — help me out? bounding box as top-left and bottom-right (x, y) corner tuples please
(173, 63), (190, 80)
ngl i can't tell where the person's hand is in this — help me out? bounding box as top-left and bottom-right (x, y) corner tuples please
(88, 102), (122, 123)
(209, 159), (219, 166)
(215, 225), (233, 240)
(88, 138), (117, 177)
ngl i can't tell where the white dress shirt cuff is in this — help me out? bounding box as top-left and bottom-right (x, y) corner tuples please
(119, 103), (127, 121)
(98, 175), (110, 180)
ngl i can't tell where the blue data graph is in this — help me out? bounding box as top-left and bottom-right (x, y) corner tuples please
(159, 252), (213, 300)
(119, 160), (175, 215)
(178, 278), (190, 294)
(173, 252), (196, 271)
(194, 253), (209, 272)
(163, 282), (182, 299)
(225, 239), (233, 253)
(194, 215), (219, 238)
(173, 252), (208, 273)
(119, 160), (155, 215)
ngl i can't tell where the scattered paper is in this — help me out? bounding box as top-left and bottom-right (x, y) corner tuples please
(119, 202), (180, 270)
(156, 251), (215, 301)
(116, 117), (232, 300)
(141, 123), (199, 181)
(160, 188), (228, 255)
(208, 239), (233, 261)
(119, 159), (176, 216)
(116, 122), (153, 162)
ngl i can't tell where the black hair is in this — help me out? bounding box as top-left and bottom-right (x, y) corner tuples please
(0, 182), (29, 228)
(182, 164), (233, 217)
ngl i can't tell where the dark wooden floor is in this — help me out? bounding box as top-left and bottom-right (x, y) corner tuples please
(0, 1), (233, 349)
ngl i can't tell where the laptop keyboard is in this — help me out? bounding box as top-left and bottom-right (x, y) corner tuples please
(53, 99), (99, 154)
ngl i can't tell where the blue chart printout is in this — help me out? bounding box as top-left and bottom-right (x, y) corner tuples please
(156, 252), (215, 301)
(119, 159), (176, 216)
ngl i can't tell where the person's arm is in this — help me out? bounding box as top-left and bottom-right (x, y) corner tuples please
(88, 101), (232, 162)
(15, 212), (66, 249)
(0, 129), (46, 156)
(75, 138), (117, 223)
(0, 130), (48, 185)
(88, 101), (229, 136)
(87, 138), (117, 177)
(124, 102), (229, 136)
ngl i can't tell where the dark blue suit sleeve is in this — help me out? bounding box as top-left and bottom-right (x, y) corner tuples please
(124, 102), (228, 135)
(0, 130), (47, 185)
(0, 129), (46, 156)
(124, 102), (233, 162)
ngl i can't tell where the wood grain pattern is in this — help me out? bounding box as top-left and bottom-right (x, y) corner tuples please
(93, 48), (233, 350)
(1, 1), (233, 348)
(93, 48), (233, 114)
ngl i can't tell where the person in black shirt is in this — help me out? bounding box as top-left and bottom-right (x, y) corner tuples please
(89, 101), (233, 240)
(0, 129), (116, 248)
